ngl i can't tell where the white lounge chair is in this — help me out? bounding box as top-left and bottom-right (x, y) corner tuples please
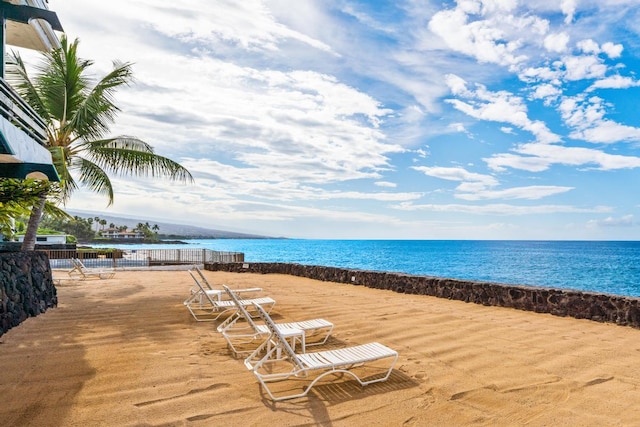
(183, 271), (275, 322)
(217, 285), (333, 360)
(247, 303), (398, 402)
(185, 266), (262, 304)
(68, 258), (116, 280)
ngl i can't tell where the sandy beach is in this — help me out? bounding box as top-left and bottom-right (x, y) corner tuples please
(2, 269), (640, 426)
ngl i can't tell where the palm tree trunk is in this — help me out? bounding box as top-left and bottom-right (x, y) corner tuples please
(21, 193), (46, 251)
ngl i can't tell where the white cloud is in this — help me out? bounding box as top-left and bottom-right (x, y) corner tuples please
(529, 83), (562, 103)
(393, 202), (611, 216)
(486, 142), (640, 172)
(519, 65), (563, 84)
(415, 148), (429, 158)
(428, 2), (534, 67)
(560, 0), (577, 24)
(588, 75), (640, 91)
(412, 165), (571, 201)
(602, 42), (624, 59)
(562, 55), (607, 81)
(148, 0), (334, 54)
(182, 159), (423, 203)
(559, 96), (640, 143)
(455, 185), (573, 201)
(445, 75), (560, 144)
(413, 165), (499, 186)
(500, 126), (515, 134)
(587, 214), (634, 228)
(544, 32), (570, 53)
(577, 39), (600, 55)
(445, 74), (472, 96)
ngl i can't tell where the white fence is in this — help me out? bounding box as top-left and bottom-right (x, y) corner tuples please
(43, 248), (244, 269)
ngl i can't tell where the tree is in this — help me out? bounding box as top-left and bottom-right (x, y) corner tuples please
(0, 179), (70, 242)
(39, 214), (95, 241)
(7, 36), (193, 250)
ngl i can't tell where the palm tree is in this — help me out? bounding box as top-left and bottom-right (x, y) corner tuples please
(7, 36), (193, 250)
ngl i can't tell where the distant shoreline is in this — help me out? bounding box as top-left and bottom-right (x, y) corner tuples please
(79, 239), (188, 246)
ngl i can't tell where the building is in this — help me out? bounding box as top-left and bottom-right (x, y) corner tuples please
(16, 233), (67, 244)
(0, 0), (63, 181)
(100, 228), (145, 240)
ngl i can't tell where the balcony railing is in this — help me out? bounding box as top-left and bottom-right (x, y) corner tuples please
(0, 77), (48, 146)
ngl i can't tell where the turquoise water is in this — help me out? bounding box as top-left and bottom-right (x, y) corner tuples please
(94, 240), (640, 297)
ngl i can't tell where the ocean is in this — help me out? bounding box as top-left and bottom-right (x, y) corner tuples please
(92, 239), (640, 298)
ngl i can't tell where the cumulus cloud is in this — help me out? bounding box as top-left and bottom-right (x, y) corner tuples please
(577, 39), (600, 55)
(428, 1), (541, 67)
(559, 96), (640, 143)
(562, 55), (607, 81)
(529, 83), (562, 103)
(601, 42), (624, 59)
(544, 32), (570, 53)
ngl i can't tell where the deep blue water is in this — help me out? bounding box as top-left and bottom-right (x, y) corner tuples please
(95, 240), (640, 297)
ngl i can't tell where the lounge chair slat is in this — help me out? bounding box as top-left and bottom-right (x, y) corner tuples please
(183, 269), (275, 322)
(249, 303), (398, 401)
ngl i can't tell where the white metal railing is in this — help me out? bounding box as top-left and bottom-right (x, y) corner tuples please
(42, 248), (245, 269)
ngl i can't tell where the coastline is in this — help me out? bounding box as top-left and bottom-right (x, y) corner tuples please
(82, 240), (640, 297)
(2, 269), (640, 425)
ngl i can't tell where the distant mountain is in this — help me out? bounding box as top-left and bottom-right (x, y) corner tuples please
(67, 210), (276, 239)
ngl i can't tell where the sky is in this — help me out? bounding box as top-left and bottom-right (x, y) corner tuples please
(19, 0), (640, 239)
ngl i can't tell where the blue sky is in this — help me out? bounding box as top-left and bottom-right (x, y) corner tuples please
(27, 0), (640, 239)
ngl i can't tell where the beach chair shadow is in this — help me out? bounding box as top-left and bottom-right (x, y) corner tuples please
(183, 270), (275, 322)
(258, 369), (419, 411)
(247, 303), (399, 402)
(217, 285), (333, 360)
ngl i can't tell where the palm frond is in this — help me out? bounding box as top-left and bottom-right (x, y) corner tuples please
(81, 136), (193, 183)
(78, 136), (154, 153)
(74, 157), (115, 204)
(38, 36), (93, 126)
(70, 61), (134, 140)
(43, 201), (73, 220)
(88, 146), (193, 182)
(5, 52), (50, 121)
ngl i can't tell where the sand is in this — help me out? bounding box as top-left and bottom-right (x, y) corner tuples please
(2, 269), (640, 426)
